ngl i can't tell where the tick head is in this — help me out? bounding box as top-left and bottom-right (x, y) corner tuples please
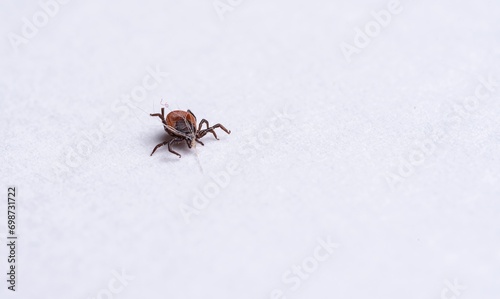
(185, 134), (196, 149)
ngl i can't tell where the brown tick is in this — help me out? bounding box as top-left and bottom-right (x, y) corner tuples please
(150, 108), (231, 158)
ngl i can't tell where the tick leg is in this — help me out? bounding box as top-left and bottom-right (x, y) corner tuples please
(198, 124), (231, 140)
(196, 139), (205, 146)
(210, 124), (231, 135)
(150, 108), (165, 121)
(198, 119), (209, 131)
(187, 109), (197, 119)
(168, 138), (183, 158)
(150, 141), (168, 156)
(151, 112), (170, 133)
(151, 137), (183, 158)
(198, 128), (219, 140)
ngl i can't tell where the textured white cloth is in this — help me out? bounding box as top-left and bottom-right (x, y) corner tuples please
(1, 0), (499, 298)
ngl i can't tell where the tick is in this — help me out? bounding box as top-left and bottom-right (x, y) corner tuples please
(150, 108), (231, 158)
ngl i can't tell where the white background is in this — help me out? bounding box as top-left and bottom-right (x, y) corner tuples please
(1, 0), (499, 298)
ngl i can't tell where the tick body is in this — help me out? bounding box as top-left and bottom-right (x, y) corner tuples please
(150, 108), (231, 158)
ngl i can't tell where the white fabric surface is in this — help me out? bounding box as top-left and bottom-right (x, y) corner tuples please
(1, 0), (500, 298)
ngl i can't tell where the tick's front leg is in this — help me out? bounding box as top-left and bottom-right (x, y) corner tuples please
(150, 113), (163, 121)
(150, 141), (169, 156)
(168, 138), (183, 158)
(150, 108), (166, 121)
(198, 119), (209, 131)
(198, 128), (219, 140)
(211, 124), (231, 135)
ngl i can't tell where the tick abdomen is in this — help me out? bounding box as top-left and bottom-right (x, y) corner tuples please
(166, 110), (196, 135)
